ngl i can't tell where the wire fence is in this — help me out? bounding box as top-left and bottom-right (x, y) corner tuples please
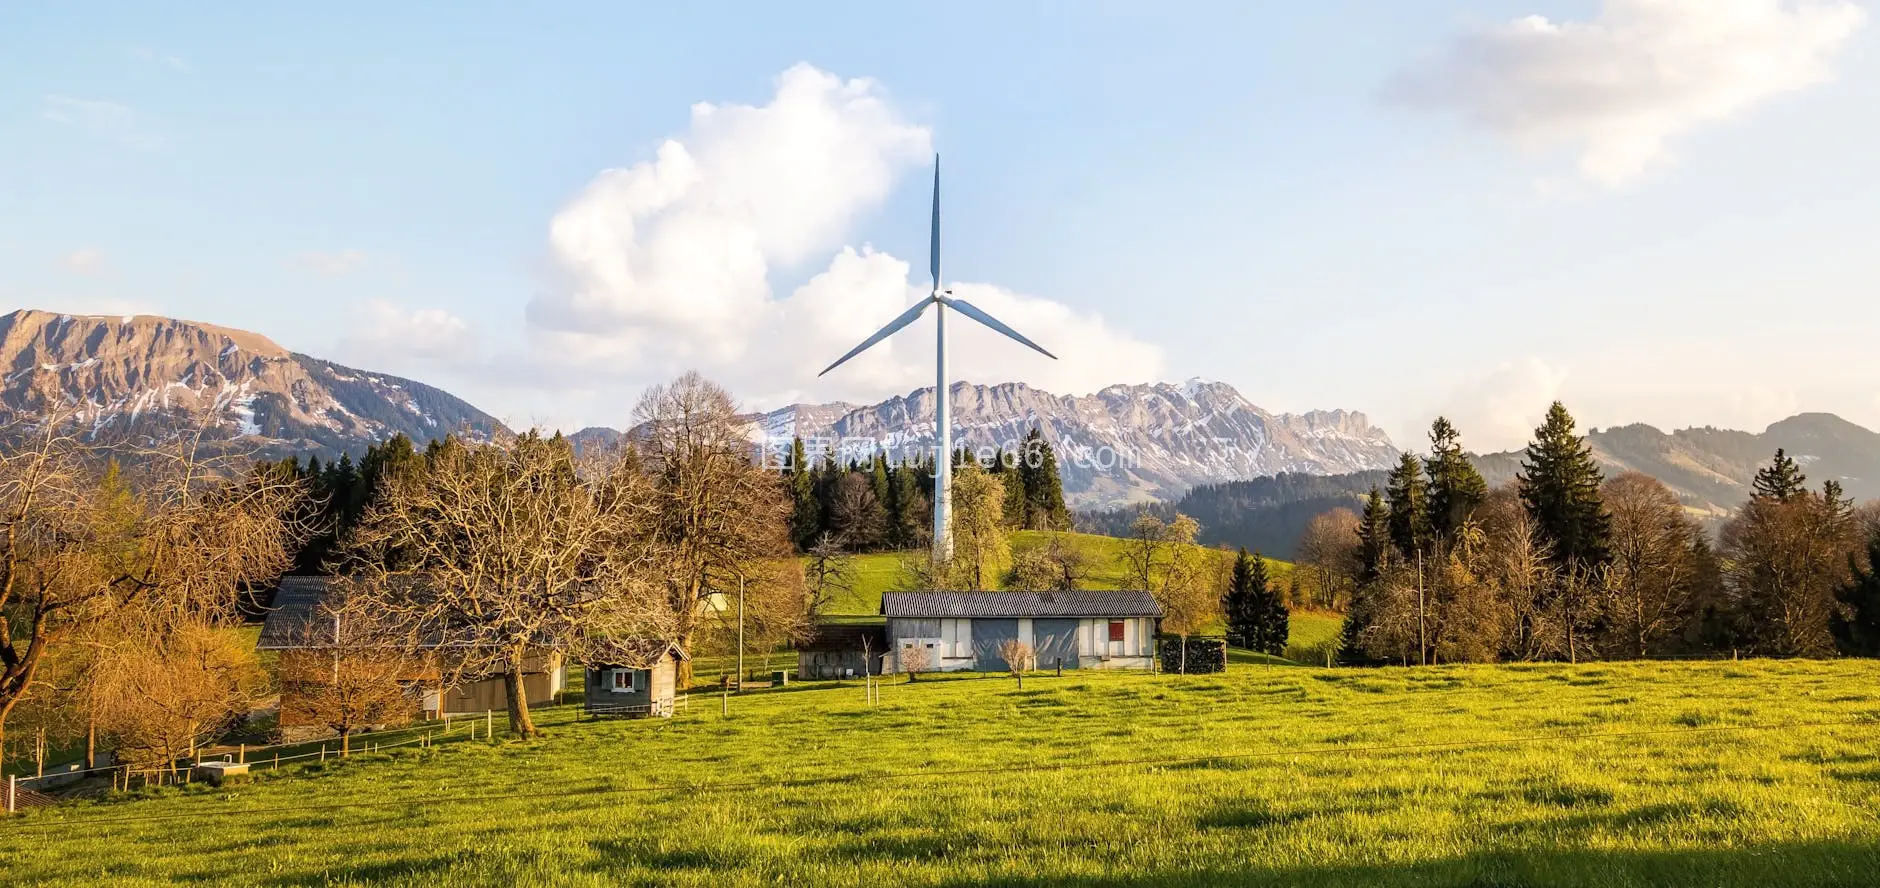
(9, 703), (555, 798)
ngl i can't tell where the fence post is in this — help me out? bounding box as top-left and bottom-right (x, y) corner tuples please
(7, 774), (15, 814)
(239, 743), (246, 765)
(486, 709), (493, 741)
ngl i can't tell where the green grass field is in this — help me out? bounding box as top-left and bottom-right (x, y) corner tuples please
(7, 657), (1880, 887)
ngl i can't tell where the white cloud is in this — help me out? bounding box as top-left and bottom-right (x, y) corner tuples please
(41, 95), (165, 150)
(1389, 0), (1866, 185)
(346, 301), (473, 362)
(528, 63), (1164, 412)
(1434, 356), (1569, 452)
(293, 249), (369, 276)
(63, 247), (106, 275)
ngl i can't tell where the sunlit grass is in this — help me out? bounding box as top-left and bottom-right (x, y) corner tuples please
(7, 658), (1880, 886)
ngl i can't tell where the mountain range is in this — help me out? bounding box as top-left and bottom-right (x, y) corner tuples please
(4, 309), (1877, 517)
(0, 310), (502, 455)
(576, 380), (1403, 508)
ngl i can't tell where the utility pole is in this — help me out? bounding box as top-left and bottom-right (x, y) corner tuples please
(1416, 549), (1427, 667)
(736, 572), (745, 691)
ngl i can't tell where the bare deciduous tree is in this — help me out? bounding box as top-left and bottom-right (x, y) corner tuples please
(1297, 508), (1362, 609)
(631, 373), (798, 685)
(997, 638), (1035, 688)
(337, 433), (672, 738)
(0, 423), (307, 759)
(1600, 472), (1707, 658)
(804, 533), (855, 616)
(278, 610), (418, 755)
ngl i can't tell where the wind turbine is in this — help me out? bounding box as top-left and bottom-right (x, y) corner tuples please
(819, 155), (1056, 565)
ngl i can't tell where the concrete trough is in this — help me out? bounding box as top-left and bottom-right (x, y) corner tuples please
(193, 760), (249, 785)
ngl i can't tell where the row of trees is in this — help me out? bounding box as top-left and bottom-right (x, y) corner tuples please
(1328, 403), (1880, 666)
(6, 372), (810, 770)
(785, 428), (1071, 553)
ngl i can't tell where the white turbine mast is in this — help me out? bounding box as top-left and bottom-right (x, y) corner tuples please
(819, 155), (1057, 566)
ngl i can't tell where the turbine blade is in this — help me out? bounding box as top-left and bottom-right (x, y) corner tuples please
(936, 295), (1057, 360)
(818, 298), (936, 376)
(929, 155), (941, 292)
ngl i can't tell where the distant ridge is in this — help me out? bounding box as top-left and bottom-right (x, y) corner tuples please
(0, 309), (505, 456)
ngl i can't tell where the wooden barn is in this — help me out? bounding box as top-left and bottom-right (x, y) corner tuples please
(881, 590), (1161, 672)
(583, 641), (687, 718)
(795, 622), (888, 680)
(257, 576), (566, 741)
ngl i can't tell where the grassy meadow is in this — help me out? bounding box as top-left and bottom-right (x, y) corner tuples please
(6, 657), (1880, 886)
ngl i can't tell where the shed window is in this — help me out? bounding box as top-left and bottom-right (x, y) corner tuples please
(610, 669), (635, 693)
(1108, 620), (1126, 642)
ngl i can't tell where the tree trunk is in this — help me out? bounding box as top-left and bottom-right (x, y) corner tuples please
(340, 730), (351, 757)
(502, 664), (538, 739)
(674, 629), (695, 688)
(85, 709), (97, 770)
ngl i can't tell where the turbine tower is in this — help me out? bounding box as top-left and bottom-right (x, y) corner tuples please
(819, 155), (1056, 565)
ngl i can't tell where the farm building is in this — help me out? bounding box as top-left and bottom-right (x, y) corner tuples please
(881, 590), (1161, 672)
(257, 576), (567, 740)
(795, 622), (888, 680)
(582, 641), (687, 718)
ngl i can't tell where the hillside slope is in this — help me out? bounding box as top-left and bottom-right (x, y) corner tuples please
(0, 310), (505, 455)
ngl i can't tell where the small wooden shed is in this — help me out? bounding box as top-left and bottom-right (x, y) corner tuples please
(583, 643), (687, 719)
(796, 622), (888, 680)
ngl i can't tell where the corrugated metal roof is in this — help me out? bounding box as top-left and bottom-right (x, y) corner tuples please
(880, 590), (1162, 618)
(256, 575), (334, 649)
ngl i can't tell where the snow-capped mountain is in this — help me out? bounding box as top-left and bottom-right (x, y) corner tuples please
(760, 380), (1400, 507)
(0, 310), (503, 454)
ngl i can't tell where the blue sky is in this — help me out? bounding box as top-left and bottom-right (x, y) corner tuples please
(2, 1), (1875, 450)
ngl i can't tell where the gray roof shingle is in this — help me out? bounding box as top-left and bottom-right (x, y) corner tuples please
(880, 590), (1162, 619)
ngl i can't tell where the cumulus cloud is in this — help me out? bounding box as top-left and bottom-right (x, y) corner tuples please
(41, 95), (165, 150)
(346, 301), (473, 362)
(293, 249), (369, 276)
(528, 63), (1164, 411)
(1435, 356), (1569, 452)
(1389, 0), (1866, 185)
(63, 247), (106, 275)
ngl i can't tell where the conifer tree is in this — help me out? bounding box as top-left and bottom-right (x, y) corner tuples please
(1834, 523), (1880, 657)
(1518, 402), (1611, 569)
(1385, 452), (1430, 561)
(1356, 486), (1391, 585)
(1019, 428), (1072, 530)
(1753, 448), (1808, 502)
(1249, 554), (1290, 657)
(1223, 547), (1260, 648)
(787, 437), (820, 550)
(1424, 417), (1487, 546)
(994, 448), (1027, 526)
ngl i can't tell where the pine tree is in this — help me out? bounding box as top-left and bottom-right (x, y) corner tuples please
(1385, 452), (1430, 561)
(787, 437), (820, 550)
(1518, 401), (1611, 569)
(1223, 548), (1260, 648)
(1356, 486), (1390, 585)
(994, 448), (1026, 526)
(1834, 523), (1880, 657)
(1424, 417), (1487, 546)
(1251, 554), (1290, 657)
(1752, 448), (1808, 502)
(1019, 427), (1072, 530)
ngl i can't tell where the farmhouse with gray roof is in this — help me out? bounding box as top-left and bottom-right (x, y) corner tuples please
(881, 590), (1161, 672)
